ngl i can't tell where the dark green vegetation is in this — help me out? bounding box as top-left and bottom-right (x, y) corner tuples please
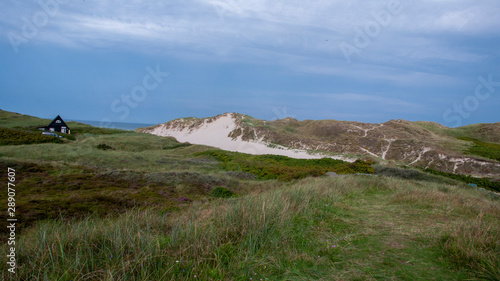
(457, 137), (500, 161)
(425, 168), (500, 192)
(209, 186), (237, 198)
(375, 165), (454, 183)
(0, 127), (64, 145)
(1, 109), (499, 280)
(96, 143), (115, 150)
(196, 150), (374, 181)
(374, 165), (500, 192)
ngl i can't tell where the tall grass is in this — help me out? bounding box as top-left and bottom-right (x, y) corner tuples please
(1, 177), (348, 280)
(1, 176), (499, 280)
(440, 215), (500, 280)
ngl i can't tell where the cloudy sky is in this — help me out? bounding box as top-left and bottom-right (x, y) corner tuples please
(1, 0), (499, 127)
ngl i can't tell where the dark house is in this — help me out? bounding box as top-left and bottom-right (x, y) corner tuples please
(38, 115), (71, 134)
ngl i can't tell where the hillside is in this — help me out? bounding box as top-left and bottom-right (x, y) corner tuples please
(1, 109), (499, 280)
(138, 113), (500, 178)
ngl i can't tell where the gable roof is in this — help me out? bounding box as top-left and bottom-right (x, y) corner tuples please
(47, 115), (69, 129)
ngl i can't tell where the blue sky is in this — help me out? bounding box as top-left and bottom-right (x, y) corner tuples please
(0, 0), (499, 127)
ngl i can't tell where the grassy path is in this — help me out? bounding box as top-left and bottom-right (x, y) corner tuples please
(327, 189), (470, 280)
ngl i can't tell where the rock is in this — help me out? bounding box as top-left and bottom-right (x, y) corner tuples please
(325, 172), (338, 177)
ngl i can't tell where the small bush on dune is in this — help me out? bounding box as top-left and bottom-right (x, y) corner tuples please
(209, 187), (237, 198)
(96, 143), (114, 150)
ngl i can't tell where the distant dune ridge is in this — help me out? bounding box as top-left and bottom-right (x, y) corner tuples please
(136, 113), (500, 178)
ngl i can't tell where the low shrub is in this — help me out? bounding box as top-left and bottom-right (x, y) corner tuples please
(209, 187), (237, 198)
(375, 166), (449, 183)
(163, 143), (191, 150)
(0, 127), (63, 145)
(425, 168), (499, 192)
(96, 143), (114, 150)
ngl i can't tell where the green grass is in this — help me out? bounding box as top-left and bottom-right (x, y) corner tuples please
(196, 150), (375, 181)
(0, 109), (52, 128)
(457, 137), (500, 161)
(0, 132), (213, 172)
(1, 176), (498, 280)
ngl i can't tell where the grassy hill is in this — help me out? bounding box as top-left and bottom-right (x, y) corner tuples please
(1, 109), (499, 280)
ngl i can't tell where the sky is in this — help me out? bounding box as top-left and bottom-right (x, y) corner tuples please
(0, 0), (499, 127)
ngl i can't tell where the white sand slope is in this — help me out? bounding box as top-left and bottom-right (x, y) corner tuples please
(148, 113), (356, 162)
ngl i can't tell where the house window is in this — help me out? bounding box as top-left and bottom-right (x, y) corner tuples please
(49, 128), (55, 132)
(56, 120), (61, 123)
(61, 127), (67, 133)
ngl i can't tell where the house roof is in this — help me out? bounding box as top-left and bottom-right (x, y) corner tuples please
(46, 115), (70, 129)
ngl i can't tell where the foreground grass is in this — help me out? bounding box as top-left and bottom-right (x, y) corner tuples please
(2, 176), (498, 280)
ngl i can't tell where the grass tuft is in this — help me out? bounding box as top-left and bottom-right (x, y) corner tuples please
(440, 214), (500, 280)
